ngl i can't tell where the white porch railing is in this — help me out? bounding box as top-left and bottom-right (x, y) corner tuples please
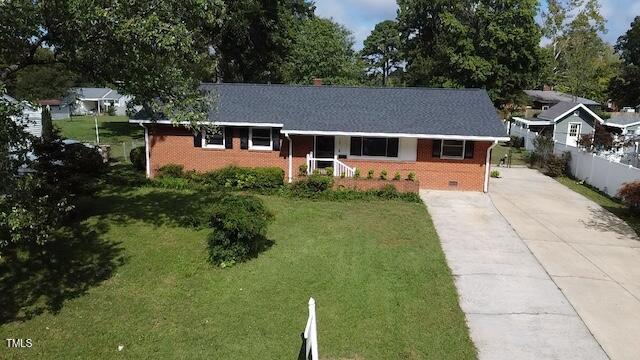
(303, 298), (319, 360)
(306, 152), (356, 177)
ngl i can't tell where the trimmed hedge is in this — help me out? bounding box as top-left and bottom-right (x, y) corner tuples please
(201, 166), (284, 190)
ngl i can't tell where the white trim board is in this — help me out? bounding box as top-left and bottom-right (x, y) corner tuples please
(282, 130), (509, 142)
(129, 119), (284, 127)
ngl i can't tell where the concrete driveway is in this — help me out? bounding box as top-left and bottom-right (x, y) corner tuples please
(421, 190), (607, 360)
(490, 167), (640, 360)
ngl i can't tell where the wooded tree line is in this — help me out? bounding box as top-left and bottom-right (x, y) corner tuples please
(2, 0), (640, 112)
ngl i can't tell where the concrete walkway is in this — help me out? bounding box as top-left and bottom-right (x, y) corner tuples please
(491, 167), (640, 360)
(421, 190), (607, 360)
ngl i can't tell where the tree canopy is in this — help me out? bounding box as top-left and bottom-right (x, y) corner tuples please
(362, 20), (403, 86)
(215, 0), (315, 83)
(281, 17), (364, 85)
(609, 16), (640, 107)
(397, 0), (542, 106)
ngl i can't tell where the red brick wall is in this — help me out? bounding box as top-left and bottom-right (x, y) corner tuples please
(147, 125), (491, 191)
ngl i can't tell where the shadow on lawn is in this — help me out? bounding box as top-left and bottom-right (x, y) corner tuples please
(99, 120), (143, 139)
(0, 220), (126, 324)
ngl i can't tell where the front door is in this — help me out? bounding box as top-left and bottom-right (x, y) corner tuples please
(566, 122), (581, 147)
(314, 136), (335, 168)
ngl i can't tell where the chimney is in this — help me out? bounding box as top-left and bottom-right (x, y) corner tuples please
(313, 78), (323, 86)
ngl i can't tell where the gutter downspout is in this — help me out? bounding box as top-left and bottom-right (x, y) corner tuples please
(139, 123), (151, 178)
(484, 140), (499, 193)
(285, 133), (293, 183)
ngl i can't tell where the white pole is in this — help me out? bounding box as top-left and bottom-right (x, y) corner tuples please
(94, 115), (100, 144)
(286, 134), (293, 183)
(308, 298), (318, 360)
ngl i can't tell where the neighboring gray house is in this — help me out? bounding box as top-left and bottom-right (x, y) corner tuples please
(513, 102), (604, 146)
(524, 90), (600, 110)
(605, 113), (640, 135)
(67, 87), (131, 116)
(2, 94), (42, 138)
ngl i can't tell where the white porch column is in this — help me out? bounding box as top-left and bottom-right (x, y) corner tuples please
(286, 134), (293, 183)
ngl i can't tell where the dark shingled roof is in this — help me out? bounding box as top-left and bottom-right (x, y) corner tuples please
(210, 83), (506, 137)
(136, 83), (508, 138)
(537, 101), (582, 121)
(524, 90), (599, 106)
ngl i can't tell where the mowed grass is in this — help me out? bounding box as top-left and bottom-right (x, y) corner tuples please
(54, 115), (143, 162)
(0, 186), (475, 359)
(491, 144), (527, 166)
(556, 176), (640, 238)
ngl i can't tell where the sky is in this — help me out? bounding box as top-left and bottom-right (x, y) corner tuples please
(314, 0), (640, 50)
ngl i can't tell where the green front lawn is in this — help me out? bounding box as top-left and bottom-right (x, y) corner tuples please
(556, 177), (640, 238)
(54, 115), (143, 162)
(0, 180), (474, 359)
(491, 144), (527, 166)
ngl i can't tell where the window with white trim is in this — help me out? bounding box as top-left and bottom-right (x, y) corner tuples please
(432, 140), (474, 160)
(249, 127), (272, 150)
(568, 123), (580, 137)
(350, 137), (399, 157)
(441, 140), (465, 159)
(204, 127), (225, 148)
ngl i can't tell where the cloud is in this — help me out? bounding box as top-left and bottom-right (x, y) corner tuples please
(314, 0), (398, 50)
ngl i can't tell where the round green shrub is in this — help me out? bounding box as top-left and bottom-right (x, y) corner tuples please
(207, 195), (274, 267)
(129, 146), (146, 171)
(157, 164), (185, 178)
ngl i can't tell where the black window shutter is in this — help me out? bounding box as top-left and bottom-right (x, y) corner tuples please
(350, 137), (362, 156)
(224, 127), (233, 149)
(464, 141), (474, 159)
(194, 130), (202, 148)
(387, 138), (399, 157)
(272, 128), (281, 151)
(432, 140), (442, 157)
(240, 128), (249, 149)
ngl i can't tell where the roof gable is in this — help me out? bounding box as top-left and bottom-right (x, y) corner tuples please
(538, 102), (603, 123)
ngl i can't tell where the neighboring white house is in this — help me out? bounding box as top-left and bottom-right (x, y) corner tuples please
(67, 87), (131, 116)
(2, 94), (42, 138)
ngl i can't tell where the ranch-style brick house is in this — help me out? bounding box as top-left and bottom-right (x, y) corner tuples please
(130, 83), (509, 192)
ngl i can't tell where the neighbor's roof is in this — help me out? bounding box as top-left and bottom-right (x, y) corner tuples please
(133, 83), (507, 139)
(38, 99), (63, 106)
(538, 101), (604, 123)
(72, 87), (123, 100)
(606, 112), (640, 127)
(524, 90), (599, 106)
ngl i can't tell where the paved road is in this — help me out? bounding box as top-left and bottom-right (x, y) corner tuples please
(490, 167), (640, 360)
(421, 190), (607, 360)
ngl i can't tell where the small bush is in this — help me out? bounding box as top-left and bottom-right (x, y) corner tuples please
(106, 105), (116, 116)
(393, 172), (401, 180)
(61, 143), (106, 175)
(129, 146), (145, 171)
(207, 195), (274, 267)
(157, 164), (185, 178)
(618, 181), (640, 211)
(289, 174), (334, 197)
(367, 169), (374, 179)
(490, 170), (500, 178)
(509, 136), (524, 149)
(407, 172), (416, 182)
(325, 167), (334, 177)
(543, 153), (569, 177)
(379, 170), (388, 180)
(298, 164), (308, 177)
(354, 168), (361, 178)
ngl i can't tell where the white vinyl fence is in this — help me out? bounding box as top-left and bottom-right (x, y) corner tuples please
(509, 123), (538, 151)
(555, 143), (640, 197)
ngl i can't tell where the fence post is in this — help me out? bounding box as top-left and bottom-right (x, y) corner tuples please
(308, 298), (318, 360)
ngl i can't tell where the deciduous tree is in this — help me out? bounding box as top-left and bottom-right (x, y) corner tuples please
(362, 20), (402, 86)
